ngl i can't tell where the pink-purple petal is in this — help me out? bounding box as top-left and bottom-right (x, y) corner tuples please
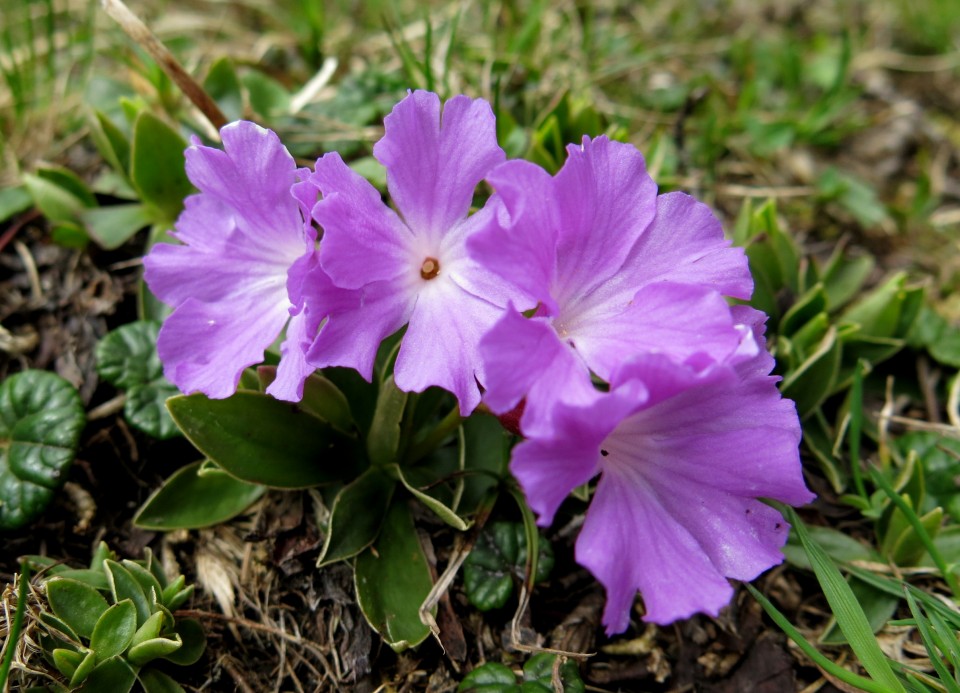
(373, 91), (505, 245)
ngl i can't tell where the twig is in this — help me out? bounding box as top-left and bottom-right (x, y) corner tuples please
(100, 0), (227, 131)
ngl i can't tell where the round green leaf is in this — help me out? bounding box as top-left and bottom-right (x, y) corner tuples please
(135, 460), (266, 530)
(46, 577), (110, 639)
(167, 392), (360, 488)
(96, 321), (163, 389)
(355, 500), (433, 651)
(90, 600), (137, 661)
(162, 618), (205, 666)
(458, 662), (519, 692)
(463, 522), (554, 612)
(0, 370), (85, 529)
(522, 653), (585, 693)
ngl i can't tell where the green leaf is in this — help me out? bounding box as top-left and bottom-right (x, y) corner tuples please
(81, 203), (152, 250)
(781, 284), (827, 336)
(355, 500), (433, 651)
(787, 507), (906, 692)
(258, 367), (354, 434)
(52, 648), (86, 680)
(134, 460), (266, 530)
(104, 561), (151, 627)
(132, 611), (165, 648)
(76, 655), (137, 693)
(90, 600), (137, 661)
(88, 110), (132, 177)
(162, 618), (205, 666)
(457, 413), (510, 516)
(127, 635), (182, 666)
(120, 560), (164, 606)
(458, 662), (519, 691)
(130, 111), (192, 222)
(69, 649), (99, 687)
(0, 185), (32, 222)
(167, 391), (359, 488)
(463, 522), (554, 612)
(779, 326), (841, 418)
(125, 383), (181, 440)
(203, 57), (243, 122)
(391, 461), (467, 530)
(0, 370), (86, 529)
(21, 173), (86, 222)
(46, 578), (110, 639)
(317, 466), (394, 567)
(783, 524), (880, 570)
(819, 577), (900, 645)
(367, 375), (408, 466)
(522, 653), (585, 693)
(139, 667), (186, 693)
(241, 70), (291, 118)
(40, 612), (81, 642)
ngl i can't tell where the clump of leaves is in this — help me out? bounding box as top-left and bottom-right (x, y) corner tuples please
(0, 370), (86, 530)
(23, 542), (205, 693)
(459, 652), (585, 693)
(463, 521), (554, 612)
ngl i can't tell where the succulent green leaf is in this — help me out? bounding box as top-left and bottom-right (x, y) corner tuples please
(355, 500), (433, 651)
(0, 370), (85, 529)
(104, 561), (151, 627)
(258, 367), (354, 434)
(463, 522), (554, 612)
(81, 203), (152, 250)
(522, 653), (585, 693)
(163, 586), (194, 612)
(159, 575), (186, 607)
(76, 655), (137, 693)
(128, 635), (182, 666)
(203, 57), (243, 122)
(120, 560), (164, 606)
(132, 610), (166, 648)
(317, 466), (394, 567)
(163, 618), (205, 666)
(69, 649), (99, 687)
(39, 612), (81, 643)
(458, 662), (519, 691)
(135, 460), (266, 530)
(139, 667), (187, 693)
(88, 110), (132, 177)
(90, 600), (137, 662)
(46, 578), (110, 640)
(130, 111), (193, 222)
(52, 648), (86, 680)
(367, 375), (408, 466)
(54, 568), (110, 592)
(167, 391), (360, 488)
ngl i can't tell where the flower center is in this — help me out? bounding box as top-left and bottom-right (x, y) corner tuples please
(420, 257), (440, 280)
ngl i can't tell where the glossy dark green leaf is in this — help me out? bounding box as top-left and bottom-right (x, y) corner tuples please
(139, 667), (186, 693)
(46, 578), (110, 639)
(458, 662), (519, 691)
(125, 383), (181, 440)
(162, 618), (205, 666)
(522, 653), (585, 693)
(81, 204), (152, 250)
(0, 370), (85, 529)
(135, 460), (266, 530)
(76, 655), (137, 693)
(130, 111), (193, 222)
(90, 600), (137, 661)
(355, 500), (433, 651)
(317, 466), (394, 567)
(463, 522), (554, 611)
(167, 391), (358, 488)
(104, 561), (151, 627)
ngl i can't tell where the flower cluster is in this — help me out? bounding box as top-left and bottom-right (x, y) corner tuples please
(144, 90), (813, 634)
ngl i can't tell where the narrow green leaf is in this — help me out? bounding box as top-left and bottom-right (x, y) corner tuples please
(81, 203), (152, 249)
(167, 391), (360, 488)
(391, 462), (468, 530)
(135, 460), (265, 530)
(69, 649), (99, 687)
(780, 326), (842, 418)
(131, 611), (165, 648)
(130, 111), (192, 222)
(104, 561), (151, 627)
(747, 584), (892, 693)
(88, 110), (132, 177)
(367, 375), (408, 466)
(355, 500), (433, 651)
(317, 466), (394, 567)
(787, 507), (906, 691)
(45, 578), (110, 640)
(89, 600), (137, 662)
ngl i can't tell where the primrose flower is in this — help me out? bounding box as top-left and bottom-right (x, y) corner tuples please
(469, 137), (752, 435)
(143, 121), (316, 401)
(297, 90), (522, 413)
(510, 308), (815, 632)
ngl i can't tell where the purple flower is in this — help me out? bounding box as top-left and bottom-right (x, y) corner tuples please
(143, 121), (316, 401)
(469, 137), (753, 435)
(510, 308), (815, 632)
(297, 91), (521, 413)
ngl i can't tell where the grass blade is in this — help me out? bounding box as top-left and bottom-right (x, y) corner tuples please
(787, 506), (906, 692)
(904, 589), (960, 693)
